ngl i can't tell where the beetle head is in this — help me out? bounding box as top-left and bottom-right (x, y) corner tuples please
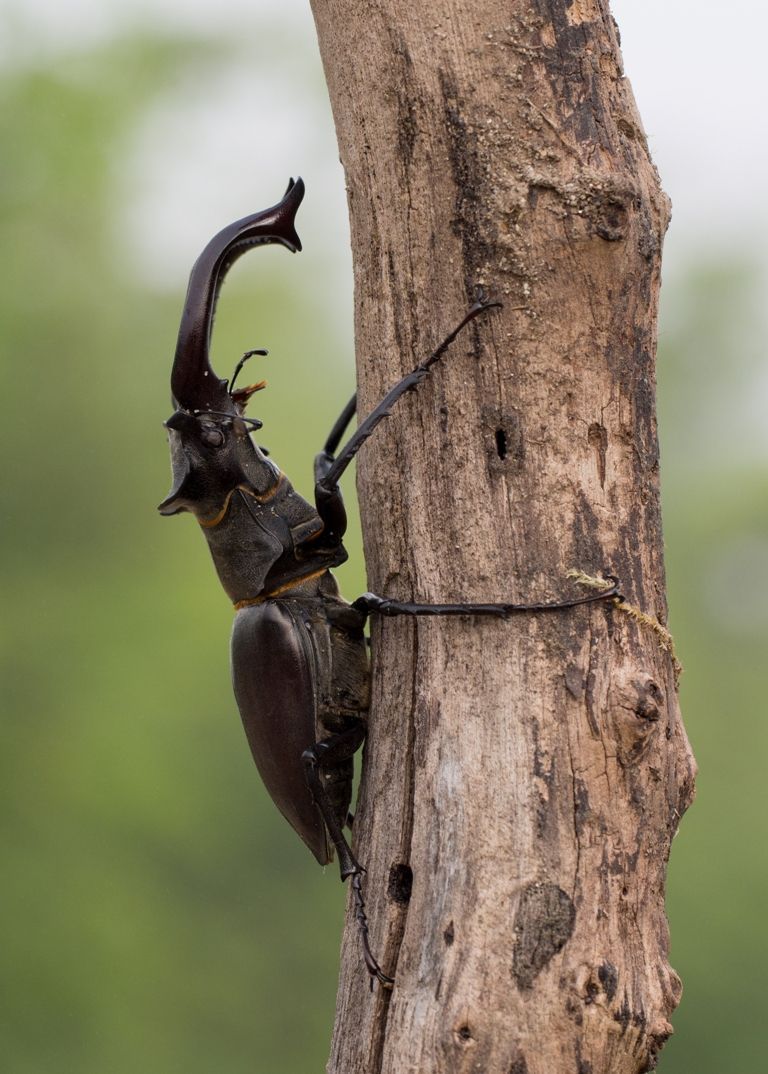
(159, 178), (304, 519)
(158, 403), (276, 519)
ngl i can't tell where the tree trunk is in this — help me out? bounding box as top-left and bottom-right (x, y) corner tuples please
(309, 2), (696, 1071)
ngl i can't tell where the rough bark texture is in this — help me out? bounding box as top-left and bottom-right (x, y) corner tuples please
(308, 2), (696, 1072)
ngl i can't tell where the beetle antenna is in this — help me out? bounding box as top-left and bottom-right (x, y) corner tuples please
(229, 348), (268, 393)
(194, 409), (264, 431)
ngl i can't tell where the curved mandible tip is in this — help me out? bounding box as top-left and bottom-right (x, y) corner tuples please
(171, 177), (306, 412)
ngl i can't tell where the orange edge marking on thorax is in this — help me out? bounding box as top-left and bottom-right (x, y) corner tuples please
(198, 488), (235, 528)
(197, 474), (284, 528)
(239, 473), (285, 504)
(233, 567), (327, 610)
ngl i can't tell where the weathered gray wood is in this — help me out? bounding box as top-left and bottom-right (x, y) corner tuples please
(309, 2), (696, 1071)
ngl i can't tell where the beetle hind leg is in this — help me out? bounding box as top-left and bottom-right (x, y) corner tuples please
(302, 723), (394, 990)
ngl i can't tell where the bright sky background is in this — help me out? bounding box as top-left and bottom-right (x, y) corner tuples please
(1, 0), (765, 282)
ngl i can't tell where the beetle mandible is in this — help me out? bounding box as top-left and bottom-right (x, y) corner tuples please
(159, 178), (620, 988)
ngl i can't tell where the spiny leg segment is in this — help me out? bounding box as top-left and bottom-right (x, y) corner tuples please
(302, 724), (394, 989)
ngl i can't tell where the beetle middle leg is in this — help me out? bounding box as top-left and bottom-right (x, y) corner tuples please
(302, 722), (394, 989)
(351, 575), (622, 620)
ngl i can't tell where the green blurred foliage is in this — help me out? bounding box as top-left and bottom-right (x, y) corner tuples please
(0, 34), (362, 1074)
(1, 28), (765, 1074)
(659, 261), (768, 1074)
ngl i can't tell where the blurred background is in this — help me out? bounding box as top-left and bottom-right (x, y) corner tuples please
(0, 1), (765, 1071)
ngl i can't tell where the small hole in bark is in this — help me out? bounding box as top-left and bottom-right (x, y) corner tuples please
(495, 428), (508, 459)
(456, 1024), (473, 1043)
(444, 920), (455, 945)
(388, 863), (413, 904)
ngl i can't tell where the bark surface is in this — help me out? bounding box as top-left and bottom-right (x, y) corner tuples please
(309, 2), (696, 1072)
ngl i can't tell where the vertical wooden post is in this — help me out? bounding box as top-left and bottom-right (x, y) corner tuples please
(310, 2), (696, 1071)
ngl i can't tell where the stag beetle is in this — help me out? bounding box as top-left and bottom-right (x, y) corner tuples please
(159, 178), (620, 987)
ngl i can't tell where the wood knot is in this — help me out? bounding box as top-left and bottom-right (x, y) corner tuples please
(659, 964), (684, 1011)
(639, 1020), (675, 1072)
(575, 960), (619, 1007)
(593, 192), (632, 241)
(453, 1023), (475, 1046)
(610, 673), (666, 765)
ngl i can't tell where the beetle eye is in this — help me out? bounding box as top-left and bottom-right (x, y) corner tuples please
(201, 426), (225, 448)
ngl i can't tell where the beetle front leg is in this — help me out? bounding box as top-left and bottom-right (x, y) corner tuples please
(314, 293), (500, 543)
(311, 392), (358, 543)
(302, 724), (394, 990)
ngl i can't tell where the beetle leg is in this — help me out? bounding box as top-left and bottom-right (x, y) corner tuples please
(311, 392), (358, 543)
(350, 873), (394, 990)
(302, 725), (364, 879)
(313, 452), (348, 545)
(314, 294), (500, 541)
(321, 392), (357, 460)
(302, 725), (394, 989)
(352, 574), (622, 620)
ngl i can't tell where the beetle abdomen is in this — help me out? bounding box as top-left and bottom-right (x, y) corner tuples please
(231, 601), (331, 862)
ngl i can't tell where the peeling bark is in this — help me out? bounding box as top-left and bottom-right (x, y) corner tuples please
(308, 1), (696, 1071)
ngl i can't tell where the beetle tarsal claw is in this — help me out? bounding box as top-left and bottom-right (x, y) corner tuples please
(350, 873), (394, 990)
